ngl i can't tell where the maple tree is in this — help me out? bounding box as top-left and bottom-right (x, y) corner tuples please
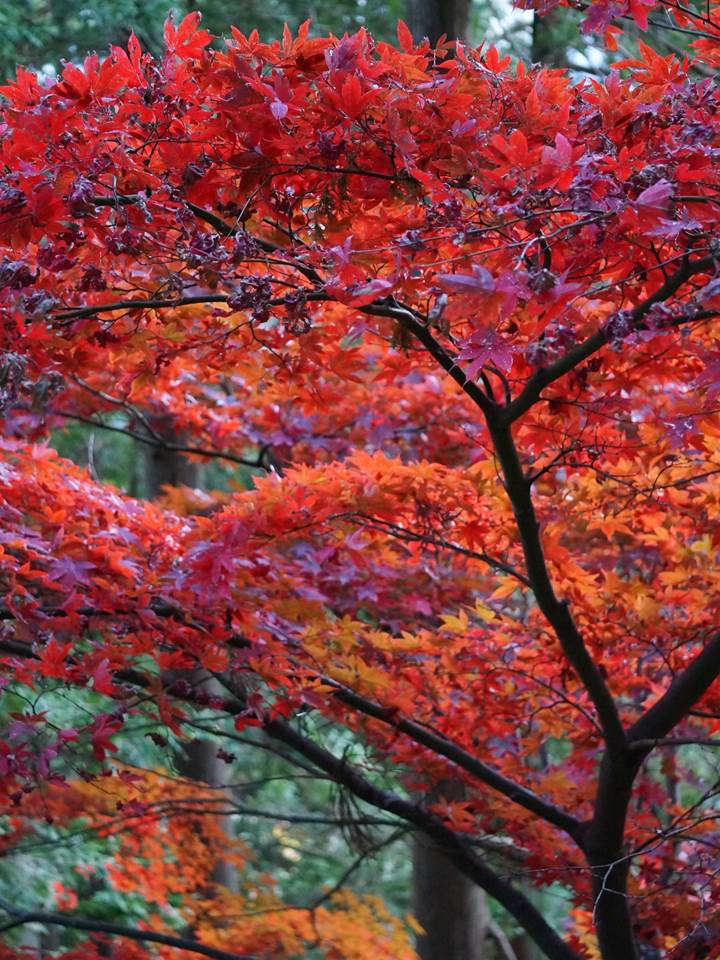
(3, 4), (720, 958)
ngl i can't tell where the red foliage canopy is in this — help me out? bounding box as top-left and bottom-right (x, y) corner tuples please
(3, 9), (720, 960)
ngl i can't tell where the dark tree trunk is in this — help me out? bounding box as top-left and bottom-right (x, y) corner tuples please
(406, 0), (472, 44)
(412, 835), (491, 960)
(584, 754), (640, 960)
(142, 419), (200, 494)
(403, 9), (492, 956)
(531, 8), (569, 67)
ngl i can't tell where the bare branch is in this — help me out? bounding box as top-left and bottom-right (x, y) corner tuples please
(0, 634), (579, 960)
(630, 633), (720, 746)
(47, 407), (265, 470)
(630, 737), (720, 751)
(360, 298), (495, 416)
(320, 676), (582, 839)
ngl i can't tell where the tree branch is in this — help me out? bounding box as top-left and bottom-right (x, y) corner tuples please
(488, 422), (626, 754)
(320, 677), (582, 839)
(0, 635), (578, 960)
(47, 407), (265, 470)
(360, 298), (495, 416)
(345, 512), (531, 587)
(56, 294), (230, 321)
(264, 717), (581, 960)
(0, 896), (254, 960)
(629, 633), (720, 745)
(629, 736), (720, 751)
(183, 201), (325, 287)
(501, 254), (717, 425)
(0, 614), (579, 838)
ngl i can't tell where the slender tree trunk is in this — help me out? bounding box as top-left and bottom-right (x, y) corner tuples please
(406, 0), (472, 44)
(411, 771), (495, 960)
(176, 677), (239, 893)
(404, 5), (493, 952)
(412, 835), (491, 960)
(531, 8), (569, 66)
(18, 929), (41, 956)
(143, 420), (200, 494)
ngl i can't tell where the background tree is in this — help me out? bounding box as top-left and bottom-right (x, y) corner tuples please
(402, 8), (523, 960)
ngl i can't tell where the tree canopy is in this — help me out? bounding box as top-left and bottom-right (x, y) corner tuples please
(2, 6), (720, 960)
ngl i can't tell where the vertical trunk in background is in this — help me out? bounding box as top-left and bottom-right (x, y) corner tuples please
(406, 0), (471, 44)
(531, 8), (569, 66)
(511, 930), (541, 960)
(143, 421), (200, 494)
(178, 675), (239, 893)
(413, 833), (491, 960)
(144, 423), (237, 895)
(403, 8), (514, 958)
(527, 10), (573, 954)
(410, 776), (493, 960)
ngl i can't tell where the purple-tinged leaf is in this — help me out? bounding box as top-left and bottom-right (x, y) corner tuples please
(646, 216), (702, 239)
(541, 132), (573, 168)
(47, 555), (95, 590)
(343, 277), (394, 306)
(636, 179), (673, 210)
(457, 328), (514, 378)
(436, 264), (495, 295)
(696, 277), (720, 303)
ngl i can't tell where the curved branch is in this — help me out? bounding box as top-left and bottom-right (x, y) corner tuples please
(360, 298), (495, 416)
(0, 634), (578, 959)
(54, 289), (328, 323)
(183, 202), (325, 286)
(488, 422), (626, 754)
(0, 896), (254, 960)
(345, 512), (531, 587)
(501, 254), (717, 425)
(264, 717), (580, 960)
(320, 677), (582, 839)
(629, 632), (720, 746)
(56, 293), (230, 321)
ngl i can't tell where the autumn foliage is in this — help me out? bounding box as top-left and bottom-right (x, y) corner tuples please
(3, 4), (720, 959)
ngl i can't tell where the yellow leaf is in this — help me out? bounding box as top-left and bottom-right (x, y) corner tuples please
(474, 600), (495, 622)
(691, 535), (711, 555)
(440, 609), (469, 633)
